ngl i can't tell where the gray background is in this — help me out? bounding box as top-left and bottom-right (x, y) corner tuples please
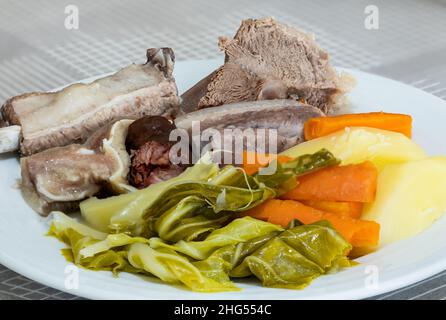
(1, 0), (446, 300)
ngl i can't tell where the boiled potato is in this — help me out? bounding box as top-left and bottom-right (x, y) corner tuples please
(362, 157), (446, 245)
(281, 127), (426, 169)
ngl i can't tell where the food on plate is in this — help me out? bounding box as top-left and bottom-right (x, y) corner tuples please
(50, 211), (354, 291)
(149, 216), (284, 260)
(281, 127), (426, 169)
(226, 221), (353, 289)
(242, 199), (380, 248)
(175, 99), (324, 154)
(19, 99), (325, 215)
(126, 116), (185, 189)
(0, 48), (180, 156)
(300, 200), (363, 219)
(181, 17), (353, 113)
(80, 150), (338, 236)
(362, 157), (446, 246)
(2, 15), (446, 295)
(20, 119), (135, 215)
(242, 151), (293, 175)
(304, 112), (412, 140)
(281, 161), (378, 203)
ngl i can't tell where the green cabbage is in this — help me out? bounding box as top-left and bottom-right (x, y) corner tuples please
(127, 243), (239, 292)
(231, 221), (354, 289)
(49, 150), (352, 292)
(48, 212), (143, 274)
(149, 217), (284, 260)
(80, 150), (338, 241)
(191, 220), (354, 289)
(50, 213), (354, 291)
(193, 231), (280, 283)
(80, 153), (220, 234)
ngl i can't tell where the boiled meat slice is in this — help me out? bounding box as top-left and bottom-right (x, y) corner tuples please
(181, 18), (353, 113)
(1, 48), (180, 156)
(175, 99), (325, 155)
(20, 120), (135, 215)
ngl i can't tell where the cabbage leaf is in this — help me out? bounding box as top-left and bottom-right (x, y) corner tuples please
(184, 220), (353, 289)
(49, 212), (146, 274)
(149, 216), (284, 260)
(127, 243), (239, 292)
(80, 153), (220, 234)
(231, 221), (354, 289)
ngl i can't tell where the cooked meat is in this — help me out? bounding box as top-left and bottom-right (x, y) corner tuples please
(126, 116), (185, 189)
(1, 48), (180, 156)
(21, 99), (323, 215)
(175, 99), (325, 155)
(128, 140), (185, 188)
(126, 115), (176, 151)
(21, 120), (135, 215)
(181, 17), (352, 113)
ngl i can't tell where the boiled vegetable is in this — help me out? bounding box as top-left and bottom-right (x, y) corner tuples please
(81, 150), (338, 239)
(194, 232), (280, 283)
(242, 151), (292, 175)
(281, 161), (378, 203)
(48, 212), (143, 274)
(301, 200), (363, 219)
(304, 112), (412, 140)
(281, 127), (426, 170)
(149, 217), (283, 260)
(81, 153), (220, 234)
(254, 149), (339, 195)
(179, 220), (353, 289)
(362, 157), (446, 245)
(49, 214), (354, 292)
(127, 243), (238, 292)
(243, 199), (380, 247)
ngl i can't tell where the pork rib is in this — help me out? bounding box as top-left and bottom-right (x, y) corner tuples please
(1, 48), (180, 156)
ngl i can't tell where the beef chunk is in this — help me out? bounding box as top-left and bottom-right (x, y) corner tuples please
(128, 140), (185, 189)
(181, 17), (353, 113)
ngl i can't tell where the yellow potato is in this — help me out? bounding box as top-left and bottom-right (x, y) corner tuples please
(281, 127), (426, 169)
(362, 157), (446, 246)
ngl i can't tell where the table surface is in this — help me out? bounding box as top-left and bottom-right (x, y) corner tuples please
(1, 0), (446, 300)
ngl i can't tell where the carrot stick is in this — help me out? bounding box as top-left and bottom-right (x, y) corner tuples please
(301, 200), (363, 219)
(304, 112), (412, 140)
(281, 161), (378, 203)
(242, 151), (292, 176)
(243, 199), (380, 247)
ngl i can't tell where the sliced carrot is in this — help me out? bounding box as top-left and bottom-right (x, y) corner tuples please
(243, 199), (380, 248)
(242, 151), (292, 176)
(304, 112), (412, 140)
(281, 161), (378, 203)
(301, 200), (363, 219)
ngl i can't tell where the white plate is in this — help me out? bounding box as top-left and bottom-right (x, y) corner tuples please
(1, 59), (446, 300)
